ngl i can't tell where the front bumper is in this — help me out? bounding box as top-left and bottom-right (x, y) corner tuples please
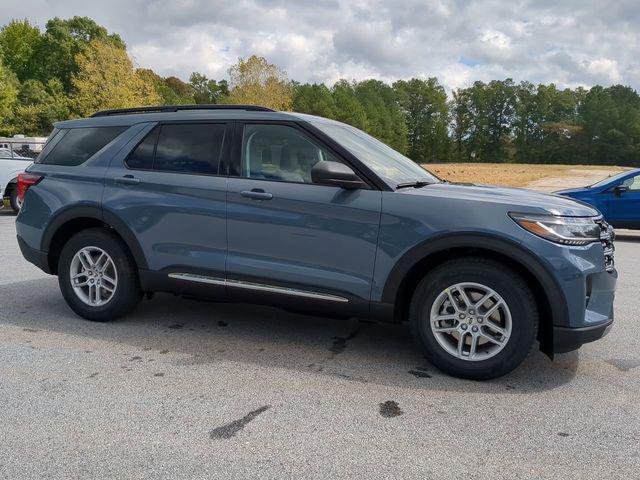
(553, 317), (614, 354)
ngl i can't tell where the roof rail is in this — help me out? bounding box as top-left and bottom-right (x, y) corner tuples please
(91, 104), (275, 117)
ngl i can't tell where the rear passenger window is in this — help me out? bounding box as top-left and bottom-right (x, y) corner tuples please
(154, 124), (225, 175)
(127, 127), (159, 170)
(41, 127), (126, 166)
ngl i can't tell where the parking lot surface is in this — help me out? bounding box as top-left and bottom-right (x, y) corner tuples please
(1, 209), (639, 479)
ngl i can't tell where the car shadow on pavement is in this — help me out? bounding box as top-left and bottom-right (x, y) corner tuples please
(1, 277), (580, 393)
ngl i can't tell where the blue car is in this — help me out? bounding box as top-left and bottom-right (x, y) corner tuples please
(15, 105), (616, 379)
(556, 169), (640, 230)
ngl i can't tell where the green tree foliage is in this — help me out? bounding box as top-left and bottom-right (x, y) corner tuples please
(0, 55), (19, 135)
(189, 72), (228, 104)
(35, 16), (125, 91)
(352, 80), (408, 153)
(12, 78), (69, 135)
(393, 78), (450, 161)
(330, 80), (368, 130)
(455, 79), (517, 162)
(71, 40), (159, 117)
(138, 69), (195, 105)
(2, 15), (640, 166)
(580, 85), (640, 165)
(0, 19), (42, 82)
(292, 83), (336, 118)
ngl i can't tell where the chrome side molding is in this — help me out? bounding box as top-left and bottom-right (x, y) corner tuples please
(167, 272), (349, 303)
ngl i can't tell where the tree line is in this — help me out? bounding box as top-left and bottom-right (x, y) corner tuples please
(1, 17), (639, 166)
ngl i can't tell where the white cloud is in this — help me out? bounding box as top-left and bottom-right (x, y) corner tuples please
(1, 0), (638, 91)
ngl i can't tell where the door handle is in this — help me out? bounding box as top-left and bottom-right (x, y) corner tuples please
(241, 189), (273, 201)
(114, 175), (141, 185)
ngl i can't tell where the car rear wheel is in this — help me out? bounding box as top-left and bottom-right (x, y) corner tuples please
(58, 228), (142, 321)
(410, 257), (538, 380)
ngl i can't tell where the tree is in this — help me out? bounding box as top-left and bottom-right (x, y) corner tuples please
(354, 79), (408, 154)
(137, 69), (195, 105)
(292, 83), (336, 118)
(34, 16), (125, 91)
(451, 88), (473, 161)
(331, 80), (368, 131)
(71, 40), (159, 117)
(12, 78), (69, 135)
(580, 85), (640, 165)
(164, 76), (195, 102)
(393, 78), (450, 162)
(226, 55), (292, 110)
(0, 56), (19, 135)
(451, 80), (516, 162)
(0, 19), (42, 81)
(189, 72), (228, 104)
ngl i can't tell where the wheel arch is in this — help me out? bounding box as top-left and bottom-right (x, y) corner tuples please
(42, 206), (148, 274)
(382, 233), (568, 357)
(2, 176), (18, 196)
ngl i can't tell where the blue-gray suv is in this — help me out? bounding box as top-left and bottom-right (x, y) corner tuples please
(16, 105), (617, 379)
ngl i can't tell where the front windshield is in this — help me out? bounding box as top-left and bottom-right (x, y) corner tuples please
(590, 170), (631, 188)
(309, 119), (440, 187)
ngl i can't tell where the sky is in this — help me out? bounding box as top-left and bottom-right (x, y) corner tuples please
(1, 0), (639, 92)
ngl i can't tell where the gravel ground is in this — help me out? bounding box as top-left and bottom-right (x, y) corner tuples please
(0, 209), (639, 480)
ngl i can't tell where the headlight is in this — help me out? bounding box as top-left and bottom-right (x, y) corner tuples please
(509, 213), (601, 246)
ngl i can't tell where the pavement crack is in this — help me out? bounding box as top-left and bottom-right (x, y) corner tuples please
(408, 366), (432, 378)
(209, 405), (271, 440)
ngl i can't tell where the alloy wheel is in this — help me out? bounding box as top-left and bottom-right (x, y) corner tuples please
(429, 282), (512, 361)
(69, 246), (118, 306)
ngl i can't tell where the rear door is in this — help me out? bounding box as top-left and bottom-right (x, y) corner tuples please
(104, 121), (230, 288)
(225, 122), (382, 313)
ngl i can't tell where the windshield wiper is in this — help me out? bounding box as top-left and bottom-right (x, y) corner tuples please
(396, 180), (432, 189)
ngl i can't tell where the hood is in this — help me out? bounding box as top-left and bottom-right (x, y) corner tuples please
(554, 186), (592, 196)
(399, 182), (600, 217)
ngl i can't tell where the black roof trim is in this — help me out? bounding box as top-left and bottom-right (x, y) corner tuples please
(91, 104), (275, 117)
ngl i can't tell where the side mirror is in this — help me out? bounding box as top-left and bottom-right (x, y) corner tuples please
(614, 184), (629, 197)
(311, 161), (364, 190)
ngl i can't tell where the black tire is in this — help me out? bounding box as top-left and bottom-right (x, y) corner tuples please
(8, 185), (20, 213)
(58, 228), (143, 321)
(409, 257), (538, 380)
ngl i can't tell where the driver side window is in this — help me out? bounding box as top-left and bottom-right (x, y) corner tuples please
(621, 175), (640, 190)
(241, 124), (342, 184)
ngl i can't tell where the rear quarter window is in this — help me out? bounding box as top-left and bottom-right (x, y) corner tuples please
(40, 126), (127, 166)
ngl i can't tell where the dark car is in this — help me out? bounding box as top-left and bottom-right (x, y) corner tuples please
(15, 105), (617, 379)
(556, 169), (640, 230)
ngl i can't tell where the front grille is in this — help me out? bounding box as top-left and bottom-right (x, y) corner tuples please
(595, 218), (615, 273)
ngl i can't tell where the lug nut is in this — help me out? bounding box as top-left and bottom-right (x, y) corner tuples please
(461, 324), (468, 330)
(469, 309), (475, 315)
(472, 326), (479, 332)
(477, 318), (483, 323)
(459, 313), (466, 319)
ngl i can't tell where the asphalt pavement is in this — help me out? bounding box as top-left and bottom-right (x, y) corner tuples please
(0, 209), (639, 479)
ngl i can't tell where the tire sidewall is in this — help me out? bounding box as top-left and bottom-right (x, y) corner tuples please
(58, 229), (140, 321)
(9, 187), (21, 213)
(411, 261), (537, 379)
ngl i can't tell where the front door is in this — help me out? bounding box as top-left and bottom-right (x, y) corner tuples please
(605, 173), (640, 228)
(226, 122), (382, 313)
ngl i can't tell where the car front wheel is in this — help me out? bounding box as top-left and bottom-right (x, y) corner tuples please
(410, 257), (538, 380)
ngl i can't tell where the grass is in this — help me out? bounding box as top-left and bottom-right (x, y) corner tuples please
(422, 163), (630, 187)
